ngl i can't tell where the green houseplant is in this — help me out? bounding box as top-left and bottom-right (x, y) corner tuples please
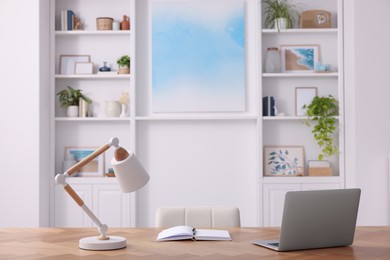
(263, 0), (297, 30)
(117, 55), (130, 74)
(57, 86), (92, 117)
(303, 95), (338, 160)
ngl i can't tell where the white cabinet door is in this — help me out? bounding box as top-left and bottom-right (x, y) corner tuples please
(302, 183), (342, 191)
(263, 184), (300, 227)
(93, 184), (132, 227)
(54, 184), (93, 227)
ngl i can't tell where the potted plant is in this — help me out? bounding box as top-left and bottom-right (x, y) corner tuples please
(117, 55), (130, 74)
(263, 0), (297, 30)
(303, 95), (338, 160)
(57, 86), (92, 117)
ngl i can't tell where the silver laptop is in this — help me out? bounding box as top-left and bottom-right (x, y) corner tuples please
(252, 188), (361, 251)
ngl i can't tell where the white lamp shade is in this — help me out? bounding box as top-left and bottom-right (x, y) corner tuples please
(111, 151), (150, 193)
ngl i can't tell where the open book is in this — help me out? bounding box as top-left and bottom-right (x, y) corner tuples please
(156, 225), (232, 241)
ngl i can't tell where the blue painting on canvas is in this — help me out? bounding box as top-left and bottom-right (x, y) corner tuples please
(152, 0), (246, 112)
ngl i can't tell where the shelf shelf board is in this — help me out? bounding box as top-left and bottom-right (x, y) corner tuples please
(55, 117), (130, 122)
(55, 74), (131, 79)
(136, 115), (258, 121)
(262, 28), (338, 34)
(263, 72), (338, 78)
(263, 116), (340, 121)
(261, 175), (343, 184)
(53, 177), (118, 184)
(55, 30), (131, 36)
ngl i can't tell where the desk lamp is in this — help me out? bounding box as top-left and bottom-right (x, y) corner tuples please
(55, 137), (149, 250)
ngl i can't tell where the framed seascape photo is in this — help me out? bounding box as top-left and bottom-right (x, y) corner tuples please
(280, 45), (320, 73)
(59, 55), (90, 75)
(75, 62), (93, 74)
(64, 147), (104, 177)
(264, 146), (304, 176)
(295, 87), (317, 116)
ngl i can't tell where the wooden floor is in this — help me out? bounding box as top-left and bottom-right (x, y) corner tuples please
(0, 227), (389, 259)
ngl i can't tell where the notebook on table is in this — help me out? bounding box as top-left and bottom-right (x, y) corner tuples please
(252, 188), (361, 251)
(157, 225), (231, 241)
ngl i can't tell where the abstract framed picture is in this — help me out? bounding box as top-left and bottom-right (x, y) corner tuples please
(295, 87), (317, 116)
(280, 45), (320, 73)
(151, 0), (246, 112)
(64, 147), (104, 177)
(264, 146), (304, 176)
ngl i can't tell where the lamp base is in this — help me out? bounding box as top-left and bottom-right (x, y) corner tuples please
(79, 236), (127, 250)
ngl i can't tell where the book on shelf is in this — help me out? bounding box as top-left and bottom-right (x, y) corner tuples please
(262, 96), (275, 116)
(308, 160), (332, 176)
(61, 10), (76, 31)
(156, 225), (232, 241)
(308, 160), (330, 168)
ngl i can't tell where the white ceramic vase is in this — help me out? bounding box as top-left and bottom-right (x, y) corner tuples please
(67, 105), (79, 117)
(105, 101), (121, 117)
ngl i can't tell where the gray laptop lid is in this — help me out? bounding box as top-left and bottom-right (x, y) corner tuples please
(278, 188), (361, 251)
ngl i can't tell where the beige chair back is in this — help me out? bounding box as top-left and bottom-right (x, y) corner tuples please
(155, 206), (241, 228)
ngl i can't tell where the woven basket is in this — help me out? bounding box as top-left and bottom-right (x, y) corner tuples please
(96, 17), (113, 30)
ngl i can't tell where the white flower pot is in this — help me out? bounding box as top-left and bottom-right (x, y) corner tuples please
(66, 105), (79, 117)
(274, 18), (288, 31)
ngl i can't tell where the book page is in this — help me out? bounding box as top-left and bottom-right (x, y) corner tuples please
(157, 225), (194, 241)
(194, 229), (232, 241)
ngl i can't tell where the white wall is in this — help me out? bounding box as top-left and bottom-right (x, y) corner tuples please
(135, 0), (260, 227)
(0, 0), (50, 227)
(350, 0), (390, 225)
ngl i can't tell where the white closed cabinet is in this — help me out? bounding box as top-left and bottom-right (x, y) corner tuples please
(263, 184), (300, 227)
(54, 183), (93, 227)
(54, 180), (133, 227)
(92, 184), (132, 227)
(263, 182), (342, 227)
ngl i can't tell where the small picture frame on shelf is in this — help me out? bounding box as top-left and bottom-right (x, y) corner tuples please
(295, 87), (317, 116)
(75, 62), (94, 74)
(264, 146), (304, 176)
(64, 147), (104, 177)
(59, 55), (90, 75)
(280, 45), (320, 73)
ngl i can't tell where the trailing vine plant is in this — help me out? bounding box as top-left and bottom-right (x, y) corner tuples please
(303, 95), (338, 160)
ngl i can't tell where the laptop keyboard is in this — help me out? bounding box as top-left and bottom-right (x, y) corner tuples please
(268, 242), (280, 247)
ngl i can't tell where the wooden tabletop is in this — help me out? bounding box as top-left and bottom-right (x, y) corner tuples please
(0, 227), (389, 259)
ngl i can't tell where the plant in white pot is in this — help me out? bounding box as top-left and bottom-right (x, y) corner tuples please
(117, 55), (130, 74)
(57, 86), (92, 117)
(263, 0), (297, 31)
(303, 95), (338, 160)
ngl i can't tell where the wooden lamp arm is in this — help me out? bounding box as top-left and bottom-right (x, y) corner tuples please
(66, 144), (110, 176)
(55, 137), (124, 239)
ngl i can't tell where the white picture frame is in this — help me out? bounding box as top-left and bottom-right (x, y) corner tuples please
(64, 147), (104, 177)
(295, 87), (318, 116)
(59, 55), (90, 75)
(75, 62), (93, 74)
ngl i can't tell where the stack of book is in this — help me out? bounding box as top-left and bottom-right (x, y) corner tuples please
(308, 160), (332, 176)
(61, 10), (78, 31)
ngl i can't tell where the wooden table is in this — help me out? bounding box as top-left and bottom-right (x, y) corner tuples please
(0, 227), (389, 259)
